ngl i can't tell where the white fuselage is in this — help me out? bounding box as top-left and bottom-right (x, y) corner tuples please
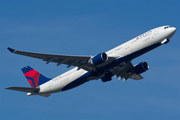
(38, 26), (176, 94)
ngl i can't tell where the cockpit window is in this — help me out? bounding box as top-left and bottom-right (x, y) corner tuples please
(164, 26), (171, 29)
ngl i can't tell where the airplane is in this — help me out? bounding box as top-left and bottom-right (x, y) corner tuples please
(6, 25), (176, 97)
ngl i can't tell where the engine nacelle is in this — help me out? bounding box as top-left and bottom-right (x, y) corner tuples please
(133, 62), (149, 74)
(91, 52), (108, 65)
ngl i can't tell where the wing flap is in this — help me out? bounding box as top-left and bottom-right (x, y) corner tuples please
(6, 87), (39, 93)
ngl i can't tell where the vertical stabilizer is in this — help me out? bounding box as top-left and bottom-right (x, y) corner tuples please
(21, 66), (51, 88)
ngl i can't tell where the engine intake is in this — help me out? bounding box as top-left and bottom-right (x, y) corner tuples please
(133, 62), (149, 74)
(91, 52), (108, 65)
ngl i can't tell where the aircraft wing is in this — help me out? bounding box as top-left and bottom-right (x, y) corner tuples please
(113, 62), (144, 81)
(6, 87), (39, 92)
(7, 47), (115, 72)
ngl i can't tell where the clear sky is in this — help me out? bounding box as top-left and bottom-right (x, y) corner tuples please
(0, 0), (180, 120)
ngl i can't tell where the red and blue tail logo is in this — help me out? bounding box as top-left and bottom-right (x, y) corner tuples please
(21, 66), (51, 88)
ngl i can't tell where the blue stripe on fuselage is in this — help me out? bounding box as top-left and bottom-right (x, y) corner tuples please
(61, 42), (162, 91)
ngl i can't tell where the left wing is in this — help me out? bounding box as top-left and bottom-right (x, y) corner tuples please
(7, 47), (115, 72)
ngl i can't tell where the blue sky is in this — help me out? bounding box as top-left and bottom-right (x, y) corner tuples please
(0, 0), (180, 120)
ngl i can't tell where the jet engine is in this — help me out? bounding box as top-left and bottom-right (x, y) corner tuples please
(90, 52), (108, 65)
(133, 62), (149, 74)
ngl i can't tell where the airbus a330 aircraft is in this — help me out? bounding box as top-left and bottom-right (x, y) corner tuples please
(6, 25), (176, 97)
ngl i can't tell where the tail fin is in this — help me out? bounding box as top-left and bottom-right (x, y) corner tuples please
(21, 66), (51, 88)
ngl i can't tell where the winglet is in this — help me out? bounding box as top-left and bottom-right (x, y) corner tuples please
(7, 47), (16, 53)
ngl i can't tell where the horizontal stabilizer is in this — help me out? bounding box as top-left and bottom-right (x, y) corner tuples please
(5, 87), (39, 93)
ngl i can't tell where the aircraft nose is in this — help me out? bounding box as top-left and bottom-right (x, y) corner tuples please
(171, 27), (176, 33)
(167, 27), (176, 39)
